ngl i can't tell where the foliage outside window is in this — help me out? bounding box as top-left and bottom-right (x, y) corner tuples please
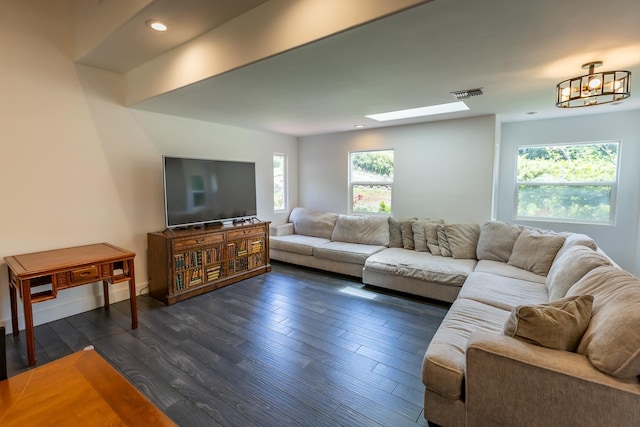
(516, 142), (619, 224)
(273, 154), (287, 212)
(349, 150), (393, 213)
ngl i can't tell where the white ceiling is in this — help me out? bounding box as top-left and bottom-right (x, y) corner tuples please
(77, 0), (640, 137)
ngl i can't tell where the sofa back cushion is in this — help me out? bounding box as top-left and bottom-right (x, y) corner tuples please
(476, 221), (522, 262)
(554, 232), (597, 261)
(567, 265), (640, 378)
(445, 223), (480, 259)
(546, 245), (612, 300)
(289, 207), (338, 239)
(331, 214), (390, 246)
(508, 229), (565, 276)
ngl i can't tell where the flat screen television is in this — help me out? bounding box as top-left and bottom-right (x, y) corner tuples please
(163, 156), (257, 228)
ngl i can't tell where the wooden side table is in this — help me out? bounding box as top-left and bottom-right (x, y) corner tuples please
(4, 243), (137, 366)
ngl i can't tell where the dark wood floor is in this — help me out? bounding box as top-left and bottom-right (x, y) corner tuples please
(5, 262), (449, 427)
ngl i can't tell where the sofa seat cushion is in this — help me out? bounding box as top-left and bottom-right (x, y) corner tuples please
(422, 298), (510, 400)
(365, 248), (476, 286)
(459, 272), (549, 311)
(270, 235), (331, 256)
(313, 241), (386, 265)
(474, 260), (546, 284)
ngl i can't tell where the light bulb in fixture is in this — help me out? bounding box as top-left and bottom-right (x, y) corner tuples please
(588, 77), (602, 89)
(146, 20), (167, 31)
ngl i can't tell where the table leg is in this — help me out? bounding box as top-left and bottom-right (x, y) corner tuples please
(127, 259), (138, 329)
(102, 280), (110, 310)
(9, 277), (18, 336)
(21, 281), (36, 366)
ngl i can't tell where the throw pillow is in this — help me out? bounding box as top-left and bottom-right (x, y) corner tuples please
(412, 219), (443, 252)
(388, 217), (414, 248)
(412, 220), (428, 252)
(401, 219), (417, 250)
(546, 245), (611, 300)
(436, 224), (452, 257)
(503, 295), (594, 352)
(425, 223), (441, 255)
(567, 266), (640, 379)
(507, 228), (566, 276)
(476, 221), (522, 262)
(445, 223), (480, 259)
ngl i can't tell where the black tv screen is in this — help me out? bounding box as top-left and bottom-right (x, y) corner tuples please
(163, 156), (257, 228)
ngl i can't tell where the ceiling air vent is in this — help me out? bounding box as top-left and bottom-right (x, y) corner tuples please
(450, 88), (484, 100)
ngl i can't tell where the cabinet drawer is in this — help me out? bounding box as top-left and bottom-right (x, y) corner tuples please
(227, 227), (264, 239)
(70, 265), (99, 284)
(173, 233), (224, 250)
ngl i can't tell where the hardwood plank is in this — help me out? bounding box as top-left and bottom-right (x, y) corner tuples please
(373, 362), (426, 392)
(33, 322), (73, 362)
(164, 398), (223, 427)
(331, 404), (386, 427)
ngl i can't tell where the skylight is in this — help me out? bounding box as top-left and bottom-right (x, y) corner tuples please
(366, 101), (469, 122)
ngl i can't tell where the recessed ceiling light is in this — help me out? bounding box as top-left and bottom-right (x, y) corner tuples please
(366, 101), (469, 122)
(354, 124), (365, 128)
(146, 20), (167, 32)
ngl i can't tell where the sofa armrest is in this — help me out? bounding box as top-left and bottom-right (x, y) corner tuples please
(270, 223), (294, 236)
(465, 331), (640, 427)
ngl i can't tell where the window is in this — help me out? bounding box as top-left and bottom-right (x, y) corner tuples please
(515, 141), (619, 224)
(349, 149), (393, 213)
(273, 154), (287, 212)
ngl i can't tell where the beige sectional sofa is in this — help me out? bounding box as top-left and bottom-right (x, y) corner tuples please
(270, 208), (640, 426)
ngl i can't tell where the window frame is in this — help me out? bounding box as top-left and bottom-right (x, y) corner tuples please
(513, 140), (620, 225)
(273, 153), (288, 213)
(348, 149), (394, 215)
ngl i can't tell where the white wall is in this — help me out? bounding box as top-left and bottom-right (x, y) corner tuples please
(297, 115), (497, 223)
(498, 111), (640, 274)
(0, 0), (297, 331)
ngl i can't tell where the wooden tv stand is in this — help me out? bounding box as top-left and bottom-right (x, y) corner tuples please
(147, 220), (270, 305)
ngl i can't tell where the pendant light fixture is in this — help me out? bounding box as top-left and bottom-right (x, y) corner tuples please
(556, 61), (631, 108)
